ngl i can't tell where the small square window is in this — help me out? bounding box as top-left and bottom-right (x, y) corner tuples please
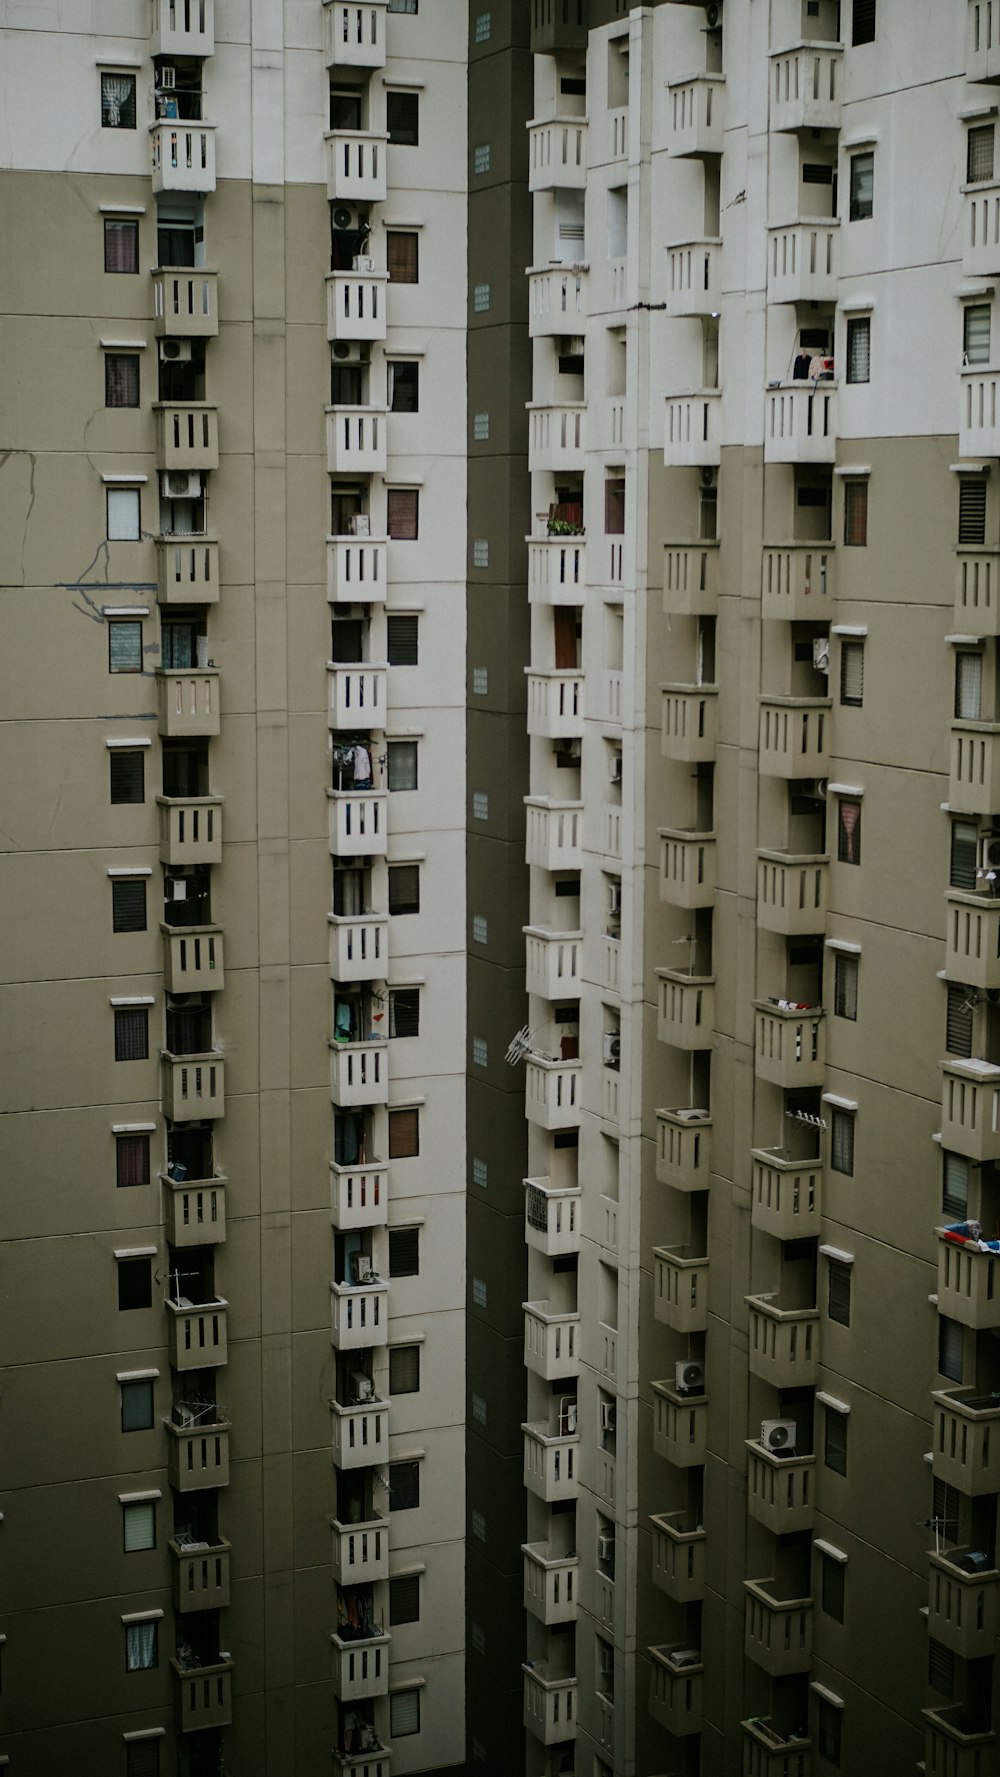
(846, 317), (870, 385)
(105, 217), (139, 273)
(824, 1407), (848, 1476)
(390, 1459), (420, 1511)
(109, 620), (143, 673)
(116, 1132), (151, 1188)
(472, 791), (489, 820)
(387, 614), (419, 665)
(388, 360), (419, 412)
(474, 144), (491, 175)
(115, 1007), (149, 1061)
(473, 412), (490, 441)
(106, 353), (140, 408)
(387, 90), (419, 144)
(102, 72), (137, 129)
(390, 1574), (421, 1624)
(833, 953), (858, 1020)
(118, 1257), (152, 1311)
(107, 487), (141, 541)
(472, 539), (489, 567)
(388, 1106), (419, 1158)
(849, 150), (874, 220)
(474, 11), (491, 41)
(390, 1688), (421, 1737)
(120, 1377), (155, 1431)
(125, 1620), (158, 1671)
(473, 283), (491, 312)
(471, 1507), (486, 1540)
(827, 1258), (852, 1326)
(387, 741), (418, 791)
(968, 123), (995, 185)
(113, 878), (147, 933)
(472, 1157), (488, 1187)
(837, 799), (862, 866)
(389, 1343), (420, 1393)
(472, 1391), (487, 1423)
(472, 1036), (488, 1066)
(839, 639), (864, 706)
(830, 1107), (855, 1177)
(472, 915), (488, 943)
(843, 480), (868, 545)
(472, 668), (489, 696)
(110, 749), (146, 804)
(820, 1551), (846, 1621)
(387, 230), (419, 283)
(389, 1226), (420, 1276)
(387, 488), (419, 539)
(389, 864), (420, 915)
(122, 1499), (156, 1551)
(472, 1276), (487, 1307)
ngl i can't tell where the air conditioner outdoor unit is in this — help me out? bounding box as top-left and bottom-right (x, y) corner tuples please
(160, 338), (193, 363)
(348, 513), (371, 537)
(671, 1647), (703, 1669)
(353, 1253), (374, 1284)
(603, 1033), (621, 1066)
(761, 1418), (797, 1455)
(597, 1531), (615, 1561)
(704, 1), (721, 28)
(699, 465), (717, 489)
(160, 64), (177, 88)
(609, 755), (623, 783)
(351, 1371), (375, 1402)
(565, 336), (585, 357)
(980, 832), (1000, 872)
(599, 1400), (616, 1433)
(333, 204), (363, 232)
(332, 340), (366, 364)
(559, 1396), (578, 1435)
(352, 255), (376, 273)
(609, 884), (622, 914)
(675, 1107), (709, 1122)
(675, 1359), (705, 1393)
(162, 470), (203, 500)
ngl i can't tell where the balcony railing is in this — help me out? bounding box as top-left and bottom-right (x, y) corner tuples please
(151, 121), (216, 193)
(767, 220), (839, 304)
(523, 1664), (578, 1746)
(326, 406), (387, 474)
(661, 684), (718, 762)
(945, 890), (1000, 990)
(328, 913), (388, 984)
(323, 0), (387, 68)
(523, 1419), (581, 1502)
(162, 1052), (225, 1121)
(657, 968), (715, 1049)
(664, 74), (725, 156)
(751, 1150), (820, 1239)
(663, 541), (719, 616)
(941, 1057), (1000, 1162)
(754, 1001), (825, 1088)
(327, 535), (388, 605)
(530, 0), (588, 54)
(528, 536), (586, 606)
(769, 42), (842, 131)
(330, 1394), (389, 1469)
(151, 0), (215, 58)
(761, 542), (834, 619)
(330, 1039), (388, 1108)
(663, 390), (721, 468)
(649, 1645), (703, 1736)
(325, 130), (388, 203)
(656, 1109), (712, 1192)
(525, 926), (583, 999)
(746, 1294), (819, 1386)
(965, 178), (1000, 279)
(956, 548), (1000, 635)
(969, 0), (1000, 83)
(651, 1512), (706, 1602)
(333, 1746), (390, 1777)
(328, 789), (389, 858)
(157, 668), (220, 739)
(526, 669), (584, 739)
(928, 1547), (1000, 1658)
(758, 696), (830, 777)
(523, 1542), (579, 1625)
(327, 663), (387, 732)
(654, 1246), (709, 1333)
(330, 1279), (389, 1350)
(951, 721), (1000, 815)
(173, 1657), (233, 1730)
(525, 1176), (582, 1256)
(524, 798), (583, 870)
(524, 1300), (580, 1380)
(331, 1632), (391, 1701)
(934, 1389), (1000, 1495)
(527, 117), (588, 192)
(163, 925), (224, 994)
(330, 1160), (388, 1231)
(528, 265), (587, 337)
(331, 1516), (390, 1586)
(171, 1537), (230, 1612)
(526, 1054), (582, 1129)
(163, 1175), (226, 1247)
(158, 795), (223, 866)
(665, 238), (721, 317)
(924, 1704), (997, 1774)
(326, 270), (388, 344)
(744, 1579), (812, 1676)
(153, 268), (219, 338)
(155, 402), (219, 471)
(653, 1380), (708, 1467)
(157, 535), (219, 604)
(742, 1717), (812, 1777)
(961, 368), (1000, 455)
(166, 1414), (230, 1491)
(746, 1441), (815, 1534)
(937, 1228), (1000, 1330)
(528, 402), (586, 472)
(756, 851), (828, 934)
(166, 1296), (228, 1371)
(764, 384), (836, 464)
(660, 828), (716, 908)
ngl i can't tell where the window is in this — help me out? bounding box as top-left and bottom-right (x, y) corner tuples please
(118, 1257), (152, 1311)
(836, 799), (862, 865)
(474, 11), (491, 40)
(105, 217), (139, 273)
(960, 476), (988, 546)
(472, 1157), (488, 1187)
(820, 1552), (846, 1622)
(389, 1226), (420, 1275)
(933, 1477), (960, 1543)
(473, 539), (489, 567)
(943, 1149), (971, 1219)
(116, 1132), (150, 1188)
(387, 488), (419, 538)
(122, 1499), (156, 1551)
(843, 480), (868, 545)
(473, 144), (491, 174)
(472, 667), (488, 695)
(389, 864), (420, 915)
(113, 878), (147, 933)
(471, 1508), (486, 1541)
(827, 1259), (852, 1326)
(387, 231), (418, 284)
(389, 1344), (420, 1393)
(125, 1620), (158, 1671)
(388, 1106), (419, 1158)
(390, 1460), (420, 1510)
(968, 123), (995, 185)
(833, 953), (858, 1021)
(390, 1689), (421, 1737)
(126, 1740), (161, 1777)
(109, 620), (143, 672)
(824, 1407), (848, 1476)
(818, 1699), (842, 1767)
(106, 353), (140, 408)
(846, 317), (870, 384)
(107, 487), (141, 541)
(929, 1636), (956, 1695)
(472, 915), (488, 943)
(473, 282), (490, 312)
(946, 982), (974, 1059)
(939, 1315), (964, 1383)
(386, 91), (419, 145)
(389, 0), (418, 10)
(830, 1107), (855, 1177)
(605, 478), (626, 535)
(473, 411), (490, 440)
(389, 988), (420, 1038)
(849, 151), (874, 220)
(472, 1391), (487, 1423)
(387, 741), (418, 791)
(110, 749), (145, 804)
(839, 640), (864, 706)
(390, 1575), (421, 1625)
(472, 1277), (487, 1307)
(471, 1623), (487, 1655)
(964, 304), (991, 366)
(951, 820), (979, 891)
(120, 1377), (155, 1431)
(472, 791), (489, 820)
(472, 1036), (488, 1066)
(102, 72), (137, 129)
(388, 360), (419, 412)
(955, 649), (983, 720)
(851, 0), (876, 43)
(115, 1007), (149, 1061)
(387, 614), (419, 665)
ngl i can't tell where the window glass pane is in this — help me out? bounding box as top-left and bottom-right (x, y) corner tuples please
(388, 863), (420, 914)
(821, 1554), (846, 1621)
(113, 879), (148, 932)
(387, 231), (418, 283)
(102, 72), (137, 128)
(959, 477), (988, 545)
(123, 1500), (155, 1550)
(388, 1107), (419, 1158)
(117, 1133), (151, 1188)
(389, 1227), (420, 1275)
(109, 621), (143, 672)
(846, 317), (870, 383)
(839, 641), (864, 706)
(126, 1741), (160, 1777)
(968, 124), (995, 184)
(388, 361), (419, 412)
(390, 1689), (421, 1736)
(118, 1258), (152, 1311)
(852, 0), (876, 44)
(106, 353), (140, 407)
(831, 1108), (854, 1176)
(604, 479), (626, 534)
(843, 481), (867, 545)
(946, 982), (974, 1058)
(837, 800), (862, 865)
(943, 1150), (970, 1219)
(125, 1621), (158, 1670)
(824, 1409), (848, 1475)
(121, 1377), (155, 1430)
(389, 988), (420, 1037)
(951, 821), (980, 890)
(387, 741), (418, 791)
(386, 91), (419, 145)
(955, 650), (983, 719)
(389, 1460), (420, 1511)
(938, 1315), (964, 1383)
(105, 218), (139, 273)
(387, 488), (419, 538)
(387, 614), (419, 665)
(110, 750), (146, 804)
(115, 1007), (149, 1061)
(388, 0), (418, 13)
(108, 488), (141, 540)
(849, 151), (874, 219)
(833, 953), (858, 1020)
(964, 304), (991, 365)
(390, 1574), (421, 1624)
(389, 1343), (420, 1393)
(828, 1259), (852, 1325)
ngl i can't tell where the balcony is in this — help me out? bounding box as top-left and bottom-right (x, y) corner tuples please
(328, 914), (388, 985)
(325, 130), (388, 203)
(151, 121), (216, 193)
(331, 1516), (390, 1586)
(323, 0), (387, 68)
(328, 535), (388, 605)
(527, 117), (588, 192)
(969, 0), (1000, 82)
(664, 74), (725, 157)
(767, 221), (839, 305)
(155, 402), (219, 471)
(166, 1296), (228, 1370)
(157, 795), (222, 866)
(330, 1280), (389, 1351)
(328, 790), (388, 858)
(962, 368), (1000, 456)
(331, 1632), (391, 1701)
(761, 542), (834, 619)
(950, 722), (1000, 814)
(524, 798), (583, 870)
(754, 1002), (824, 1088)
(937, 1228), (1000, 1329)
(526, 1054), (582, 1130)
(746, 1440), (815, 1534)
(928, 1548), (1000, 1658)
(163, 1175), (226, 1247)
(657, 968), (715, 1049)
(528, 536), (586, 606)
(751, 1150), (820, 1240)
(528, 265), (587, 338)
(656, 1109), (712, 1192)
(162, 1052), (224, 1121)
(528, 403), (585, 472)
(162, 925), (224, 994)
(665, 238), (721, 317)
(523, 1542), (580, 1625)
(330, 1040), (389, 1108)
(663, 391), (721, 468)
(523, 1664), (578, 1745)
(660, 828), (716, 909)
(333, 1746), (390, 1777)
(327, 663), (387, 733)
(661, 684), (718, 762)
(524, 927), (583, 999)
(651, 1512), (706, 1603)
(964, 180), (1000, 277)
(663, 541), (719, 616)
(166, 1414), (230, 1491)
(526, 670), (584, 740)
(765, 383), (837, 464)
(934, 1386), (1000, 1494)
(331, 1395), (389, 1469)
(769, 42), (842, 131)
(654, 1246), (709, 1333)
(156, 536), (220, 604)
(649, 1645), (703, 1736)
(151, 0), (215, 57)
(941, 1058), (1000, 1162)
(744, 1579), (812, 1677)
(956, 549), (1000, 635)
(523, 1420), (581, 1502)
(330, 1161), (388, 1231)
(653, 1380), (708, 1467)
(746, 1295), (819, 1387)
(157, 668), (220, 739)
(173, 1657), (233, 1731)
(759, 696), (830, 777)
(742, 1717), (812, 1777)
(326, 270), (388, 344)
(924, 1705), (997, 1776)
(756, 851), (828, 934)
(530, 0), (587, 54)
(171, 1537), (230, 1612)
(524, 1300), (580, 1381)
(525, 1177), (582, 1257)
(946, 890), (1000, 990)
(326, 406), (387, 474)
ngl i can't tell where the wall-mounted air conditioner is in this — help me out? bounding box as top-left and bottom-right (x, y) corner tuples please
(597, 1531), (615, 1561)
(599, 1400), (616, 1434)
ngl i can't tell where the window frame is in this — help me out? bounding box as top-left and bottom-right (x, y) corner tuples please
(101, 71), (138, 130)
(820, 1551), (846, 1622)
(833, 952), (859, 1021)
(388, 1342), (421, 1394)
(122, 1499), (156, 1552)
(125, 1619), (159, 1672)
(843, 480), (868, 546)
(117, 1257), (153, 1312)
(389, 1459), (420, 1511)
(104, 216), (140, 274)
(839, 639), (864, 707)
(817, 1698), (843, 1767)
(827, 1258), (852, 1327)
(387, 614), (419, 666)
(389, 1687), (422, 1737)
(389, 1573), (421, 1625)
(848, 150), (874, 221)
(968, 123), (995, 186)
(845, 316), (870, 385)
(959, 475), (988, 546)
(114, 1006), (150, 1062)
(108, 619), (143, 673)
(105, 352), (140, 409)
(389, 987), (420, 1038)
(389, 1226), (420, 1277)
(120, 1377), (155, 1431)
(830, 1107), (855, 1177)
(388, 863), (420, 915)
(851, 0), (876, 45)
(116, 1131), (151, 1188)
(387, 487), (419, 539)
(387, 740), (418, 792)
(107, 486), (142, 541)
(387, 359), (419, 413)
(836, 798), (862, 866)
(964, 302), (992, 367)
(824, 1407), (848, 1476)
(938, 1314), (964, 1384)
(388, 1106), (419, 1158)
(110, 748), (146, 805)
(386, 230), (419, 284)
(112, 877), (148, 933)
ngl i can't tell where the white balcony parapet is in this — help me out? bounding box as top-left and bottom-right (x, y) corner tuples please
(762, 540), (834, 617)
(524, 926), (583, 999)
(764, 382), (837, 464)
(331, 1515), (389, 1586)
(526, 670), (584, 739)
(523, 1418), (581, 1502)
(327, 663), (387, 731)
(151, 0), (215, 58)
(523, 1541), (579, 1625)
(326, 271), (389, 343)
(663, 390), (721, 468)
(325, 130), (388, 203)
(330, 1160), (388, 1230)
(153, 268), (219, 337)
(523, 1663), (578, 1745)
(661, 683), (718, 762)
(524, 1176), (582, 1256)
(665, 238), (721, 317)
(524, 1299), (580, 1380)
(769, 41), (843, 131)
(969, 0), (1000, 82)
(158, 795), (222, 865)
(330, 1393), (389, 1469)
(956, 549), (1000, 634)
(961, 369), (1000, 457)
(328, 789), (389, 858)
(331, 1632), (391, 1701)
(151, 121), (216, 193)
(528, 264), (588, 337)
(528, 403), (586, 472)
(329, 1038), (389, 1107)
(326, 406), (387, 474)
(964, 179), (1000, 278)
(327, 535), (388, 605)
(524, 798), (582, 870)
(323, 0), (387, 69)
(663, 541), (718, 615)
(157, 535), (219, 604)
(526, 1053), (582, 1129)
(528, 535), (586, 604)
(328, 912), (388, 983)
(330, 1279), (389, 1351)
(527, 117), (588, 192)
(767, 220), (839, 303)
(664, 74), (725, 156)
